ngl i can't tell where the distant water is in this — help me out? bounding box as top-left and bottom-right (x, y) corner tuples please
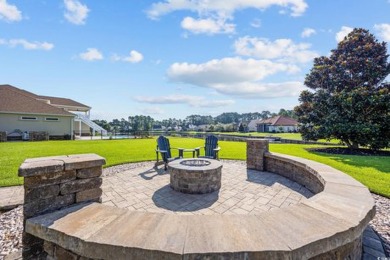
(106, 135), (135, 139)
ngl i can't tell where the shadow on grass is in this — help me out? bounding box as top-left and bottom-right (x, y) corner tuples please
(307, 148), (390, 173)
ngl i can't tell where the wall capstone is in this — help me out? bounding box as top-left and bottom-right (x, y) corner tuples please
(18, 154), (106, 259)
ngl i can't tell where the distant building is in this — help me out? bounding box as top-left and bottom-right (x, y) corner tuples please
(195, 124), (209, 131)
(249, 116), (298, 133)
(0, 84), (106, 140)
(248, 119), (261, 132)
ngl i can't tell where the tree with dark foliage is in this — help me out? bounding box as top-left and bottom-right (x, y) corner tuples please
(295, 28), (390, 150)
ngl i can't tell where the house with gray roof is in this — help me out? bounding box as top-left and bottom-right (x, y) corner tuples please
(0, 84), (106, 140)
(249, 116), (298, 133)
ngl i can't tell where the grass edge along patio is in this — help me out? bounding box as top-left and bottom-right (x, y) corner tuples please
(0, 138), (389, 198)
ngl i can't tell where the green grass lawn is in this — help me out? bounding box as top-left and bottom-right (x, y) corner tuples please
(0, 138), (389, 197)
(212, 132), (339, 143)
(210, 131), (304, 139)
(215, 132), (304, 139)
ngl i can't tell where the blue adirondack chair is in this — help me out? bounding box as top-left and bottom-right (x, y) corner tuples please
(155, 136), (180, 170)
(196, 135), (220, 160)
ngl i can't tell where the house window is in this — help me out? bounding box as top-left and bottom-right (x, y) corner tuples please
(45, 117), (59, 122)
(20, 116), (38, 121)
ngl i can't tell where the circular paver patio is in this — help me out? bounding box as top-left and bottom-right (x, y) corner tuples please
(101, 160), (313, 215)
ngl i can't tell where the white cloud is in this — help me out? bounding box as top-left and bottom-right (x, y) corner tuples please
(181, 16), (235, 34)
(79, 48), (103, 61)
(0, 38), (54, 50)
(166, 57), (304, 98)
(147, 0), (307, 35)
(301, 28), (316, 38)
(335, 26), (353, 42)
(0, 0), (22, 22)
(197, 99), (235, 107)
(64, 0), (89, 25)
(136, 94), (201, 104)
(135, 94), (235, 108)
(211, 81), (305, 98)
(234, 37), (318, 63)
(112, 50), (144, 63)
(250, 18), (261, 28)
(168, 57), (299, 85)
(147, 0), (308, 19)
(125, 50), (143, 63)
(374, 23), (390, 42)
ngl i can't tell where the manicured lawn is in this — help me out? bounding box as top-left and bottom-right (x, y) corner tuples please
(215, 132), (304, 140)
(0, 138), (204, 187)
(0, 138), (389, 197)
(213, 132), (339, 143)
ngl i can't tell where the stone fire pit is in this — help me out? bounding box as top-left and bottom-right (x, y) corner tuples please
(169, 158), (222, 194)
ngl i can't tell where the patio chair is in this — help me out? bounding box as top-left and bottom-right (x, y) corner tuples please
(196, 135), (221, 160)
(155, 135), (180, 170)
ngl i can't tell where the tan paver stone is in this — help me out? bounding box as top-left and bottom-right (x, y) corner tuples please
(92, 211), (186, 254)
(324, 182), (373, 201)
(257, 204), (355, 259)
(103, 201), (115, 207)
(231, 208), (249, 214)
(62, 154), (106, 171)
(23, 154), (375, 259)
(301, 192), (375, 227)
(0, 186), (24, 210)
(183, 214), (289, 256)
(320, 171), (367, 187)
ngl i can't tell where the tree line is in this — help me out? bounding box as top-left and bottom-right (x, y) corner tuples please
(92, 109), (296, 133)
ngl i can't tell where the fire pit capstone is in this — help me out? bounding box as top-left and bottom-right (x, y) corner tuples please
(169, 158), (222, 194)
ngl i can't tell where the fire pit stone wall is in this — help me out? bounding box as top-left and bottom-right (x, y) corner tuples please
(169, 158), (222, 194)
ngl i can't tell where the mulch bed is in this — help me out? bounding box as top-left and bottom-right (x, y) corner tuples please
(307, 147), (390, 156)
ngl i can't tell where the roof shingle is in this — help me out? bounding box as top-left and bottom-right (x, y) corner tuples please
(38, 95), (90, 108)
(259, 116), (298, 126)
(0, 85), (75, 116)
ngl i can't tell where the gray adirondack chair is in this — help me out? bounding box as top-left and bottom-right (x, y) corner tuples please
(196, 135), (220, 160)
(155, 135), (180, 170)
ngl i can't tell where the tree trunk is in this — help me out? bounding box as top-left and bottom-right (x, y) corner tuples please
(351, 141), (359, 150)
(344, 140), (359, 150)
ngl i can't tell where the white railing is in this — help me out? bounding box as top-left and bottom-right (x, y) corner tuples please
(75, 115), (108, 136)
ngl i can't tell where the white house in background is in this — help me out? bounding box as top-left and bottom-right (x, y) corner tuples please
(249, 116), (298, 133)
(248, 119), (262, 132)
(0, 84), (106, 139)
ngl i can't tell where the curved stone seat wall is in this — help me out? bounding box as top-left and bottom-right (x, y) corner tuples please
(264, 153), (325, 194)
(20, 141), (375, 259)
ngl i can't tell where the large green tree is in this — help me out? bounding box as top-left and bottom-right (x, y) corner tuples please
(128, 115), (154, 132)
(295, 28), (390, 150)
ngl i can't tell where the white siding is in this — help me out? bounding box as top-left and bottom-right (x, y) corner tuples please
(268, 125), (297, 132)
(248, 120), (260, 132)
(0, 113), (74, 135)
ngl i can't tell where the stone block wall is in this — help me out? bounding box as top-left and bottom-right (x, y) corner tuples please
(44, 241), (90, 260)
(246, 139), (269, 171)
(264, 154), (324, 194)
(0, 131), (6, 142)
(245, 139), (369, 258)
(29, 131), (49, 141)
(169, 159), (223, 194)
(18, 154), (106, 259)
(246, 139), (324, 194)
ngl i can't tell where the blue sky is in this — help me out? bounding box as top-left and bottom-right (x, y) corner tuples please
(1, 0), (389, 120)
